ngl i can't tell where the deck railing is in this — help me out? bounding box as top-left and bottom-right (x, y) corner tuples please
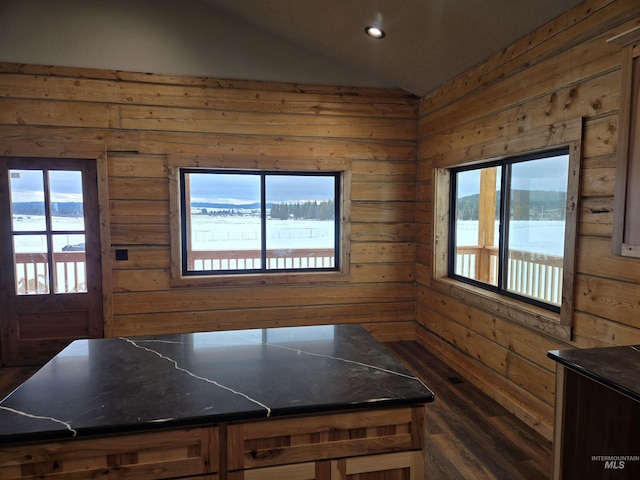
(16, 247), (562, 304)
(15, 252), (87, 294)
(188, 248), (336, 271)
(15, 249), (335, 294)
(455, 245), (563, 305)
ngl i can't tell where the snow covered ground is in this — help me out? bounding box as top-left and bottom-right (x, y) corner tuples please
(12, 216), (563, 256)
(11, 214), (564, 294)
(190, 215), (335, 251)
(12, 215), (85, 253)
(456, 220), (565, 256)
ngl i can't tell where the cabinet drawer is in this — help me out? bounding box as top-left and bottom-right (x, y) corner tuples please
(0, 427), (217, 479)
(229, 461), (330, 480)
(227, 452), (423, 480)
(228, 406), (425, 470)
(332, 451), (424, 480)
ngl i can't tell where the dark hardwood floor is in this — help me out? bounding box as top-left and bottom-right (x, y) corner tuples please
(386, 341), (552, 480)
(0, 341), (552, 479)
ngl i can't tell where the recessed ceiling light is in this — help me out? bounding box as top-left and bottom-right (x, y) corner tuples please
(365, 25), (385, 39)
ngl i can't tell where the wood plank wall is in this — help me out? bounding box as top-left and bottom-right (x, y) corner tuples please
(416, 0), (640, 440)
(3, 0), (640, 446)
(0, 64), (418, 342)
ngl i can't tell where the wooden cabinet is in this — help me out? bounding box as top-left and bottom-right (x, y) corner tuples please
(228, 461), (328, 480)
(228, 406), (425, 480)
(0, 326), (432, 480)
(333, 451), (424, 480)
(0, 406), (426, 480)
(549, 347), (640, 480)
(229, 452), (424, 480)
(228, 406), (424, 470)
(0, 427), (216, 480)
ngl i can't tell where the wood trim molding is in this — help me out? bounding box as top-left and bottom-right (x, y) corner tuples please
(429, 277), (571, 341)
(431, 119), (583, 340)
(96, 151), (114, 338)
(610, 27), (640, 257)
(607, 25), (640, 47)
(552, 364), (567, 480)
(167, 154), (352, 288)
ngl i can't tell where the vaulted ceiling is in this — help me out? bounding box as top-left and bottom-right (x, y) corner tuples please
(0, 0), (584, 96)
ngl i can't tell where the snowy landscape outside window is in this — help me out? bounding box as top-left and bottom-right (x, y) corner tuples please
(8, 168), (87, 295)
(449, 149), (570, 312)
(179, 169), (340, 275)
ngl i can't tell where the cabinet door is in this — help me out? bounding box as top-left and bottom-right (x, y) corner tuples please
(228, 406), (424, 470)
(332, 451), (424, 480)
(229, 461), (330, 480)
(0, 427), (216, 479)
(553, 366), (640, 479)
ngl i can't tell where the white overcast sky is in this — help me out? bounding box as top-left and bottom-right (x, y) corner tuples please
(10, 170), (83, 203)
(187, 173), (335, 204)
(11, 170), (336, 205)
(457, 154), (569, 198)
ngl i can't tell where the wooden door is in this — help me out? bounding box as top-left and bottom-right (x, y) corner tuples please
(0, 157), (103, 365)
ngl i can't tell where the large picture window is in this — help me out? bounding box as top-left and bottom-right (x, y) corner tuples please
(179, 169), (340, 275)
(449, 149), (570, 312)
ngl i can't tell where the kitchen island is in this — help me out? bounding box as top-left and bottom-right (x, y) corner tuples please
(0, 324), (434, 479)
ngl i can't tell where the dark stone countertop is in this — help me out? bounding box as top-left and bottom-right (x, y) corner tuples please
(0, 324), (434, 445)
(547, 345), (640, 402)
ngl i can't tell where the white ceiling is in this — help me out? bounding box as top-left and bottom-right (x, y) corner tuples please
(0, 0), (584, 96)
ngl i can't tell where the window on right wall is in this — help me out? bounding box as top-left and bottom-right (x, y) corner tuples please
(449, 149), (570, 313)
(433, 129), (582, 341)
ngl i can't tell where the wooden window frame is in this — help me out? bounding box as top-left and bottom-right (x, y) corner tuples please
(432, 121), (583, 341)
(168, 155), (351, 288)
(611, 26), (640, 258)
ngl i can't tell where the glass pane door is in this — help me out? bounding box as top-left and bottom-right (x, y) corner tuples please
(10, 169), (87, 295)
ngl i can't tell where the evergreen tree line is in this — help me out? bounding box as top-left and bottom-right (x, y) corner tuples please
(12, 202), (84, 217)
(270, 200), (335, 220)
(198, 208), (253, 216)
(457, 190), (566, 221)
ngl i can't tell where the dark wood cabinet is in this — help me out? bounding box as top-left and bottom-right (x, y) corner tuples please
(549, 346), (640, 479)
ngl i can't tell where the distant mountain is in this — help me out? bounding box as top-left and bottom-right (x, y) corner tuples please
(191, 202), (265, 209)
